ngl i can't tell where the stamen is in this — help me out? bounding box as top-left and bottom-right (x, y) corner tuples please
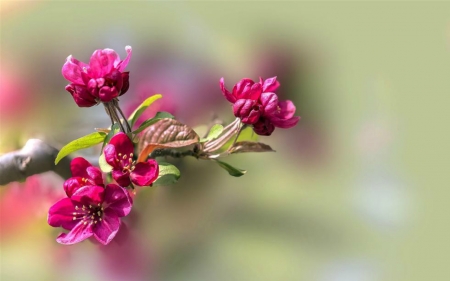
(83, 222), (87, 225)
(75, 206), (79, 210)
(99, 218), (102, 221)
(130, 153), (133, 157)
(73, 217), (76, 220)
(118, 153), (122, 157)
(123, 155), (127, 160)
(97, 211), (101, 216)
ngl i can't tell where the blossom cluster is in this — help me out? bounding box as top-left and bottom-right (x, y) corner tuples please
(220, 77), (300, 136)
(48, 133), (158, 245)
(48, 46), (300, 245)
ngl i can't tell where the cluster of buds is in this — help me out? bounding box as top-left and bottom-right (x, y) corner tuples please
(48, 46), (300, 245)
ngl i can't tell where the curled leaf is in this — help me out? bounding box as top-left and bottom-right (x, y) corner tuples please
(138, 118), (200, 161)
(228, 141), (275, 154)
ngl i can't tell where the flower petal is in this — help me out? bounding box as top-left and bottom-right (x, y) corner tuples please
(260, 92), (279, 116)
(86, 166), (104, 186)
(99, 86), (119, 103)
(56, 221), (93, 245)
(104, 144), (119, 168)
(130, 160), (159, 187)
(48, 198), (78, 230)
(93, 208), (120, 245)
(270, 116), (300, 128)
(219, 77), (236, 103)
(65, 84), (97, 107)
(233, 78), (254, 98)
(108, 133), (134, 157)
(71, 185), (105, 207)
(116, 46), (132, 72)
(253, 118), (275, 136)
(112, 169), (131, 187)
(62, 55), (88, 85)
(232, 99), (261, 124)
(276, 100), (296, 119)
(88, 48), (120, 78)
(63, 177), (84, 198)
(70, 157), (92, 178)
(103, 184), (133, 217)
(262, 76), (280, 92)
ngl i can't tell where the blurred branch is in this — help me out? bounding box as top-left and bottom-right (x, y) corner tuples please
(0, 139), (72, 185)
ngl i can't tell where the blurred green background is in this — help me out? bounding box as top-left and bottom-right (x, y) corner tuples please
(1, 1), (449, 281)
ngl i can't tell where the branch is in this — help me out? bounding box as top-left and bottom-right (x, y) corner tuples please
(0, 139), (72, 185)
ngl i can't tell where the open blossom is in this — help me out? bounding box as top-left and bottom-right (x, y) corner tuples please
(220, 76), (300, 136)
(63, 157), (104, 197)
(62, 46), (132, 107)
(104, 132), (159, 187)
(48, 184), (132, 245)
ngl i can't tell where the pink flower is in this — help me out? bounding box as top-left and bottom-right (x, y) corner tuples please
(63, 157), (104, 197)
(48, 184), (132, 245)
(104, 132), (159, 187)
(62, 46), (132, 107)
(220, 76), (300, 135)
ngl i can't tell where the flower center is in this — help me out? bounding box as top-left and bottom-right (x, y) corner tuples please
(73, 203), (104, 225)
(117, 152), (135, 173)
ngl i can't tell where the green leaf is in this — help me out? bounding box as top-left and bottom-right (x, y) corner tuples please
(132, 111), (174, 134)
(128, 94), (163, 127)
(152, 162), (181, 186)
(98, 152), (113, 173)
(200, 124), (224, 142)
(55, 132), (106, 165)
(214, 159), (246, 177)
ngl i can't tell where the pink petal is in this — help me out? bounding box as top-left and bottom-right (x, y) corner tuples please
(260, 92), (279, 116)
(48, 198), (78, 230)
(219, 77), (236, 103)
(262, 76), (280, 92)
(108, 133), (134, 157)
(112, 169), (131, 187)
(70, 157), (92, 178)
(99, 86), (119, 102)
(130, 160), (159, 186)
(88, 48), (120, 78)
(93, 208), (120, 245)
(104, 144), (119, 168)
(71, 185), (105, 207)
(270, 116), (300, 128)
(276, 100), (296, 119)
(86, 166), (104, 186)
(65, 84), (97, 107)
(61, 55), (88, 85)
(103, 184), (133, 217)
(63, 177), (84, 198)
(120, 72), (130, 96)
(253, 118), (275, 136)
(232, 99), (261, 124)
(248, 83), (262, 100)
(233, 78), (254, 97)
(56, 221), (93, 245)
(116, 46), (132, 72)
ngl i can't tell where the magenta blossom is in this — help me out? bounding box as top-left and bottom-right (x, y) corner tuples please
(104, 132), (159, 187)
(220, 76), (300, 135)
(63, 157), (104, 197)
(48, 184), (132, 245)
(62, 46), (132, 107)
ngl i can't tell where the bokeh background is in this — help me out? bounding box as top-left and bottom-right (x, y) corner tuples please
(1, 1), (450, 281)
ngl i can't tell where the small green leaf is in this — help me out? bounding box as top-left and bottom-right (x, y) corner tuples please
(128, 94), (163, 127)
(133, 111), (175, 134)
(200, 124), (224, 142)
(214, 159), (246, 177)
(98, 152), (113, 173)
(153, 162), (181, 186)
(55, 132), (106, 164)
